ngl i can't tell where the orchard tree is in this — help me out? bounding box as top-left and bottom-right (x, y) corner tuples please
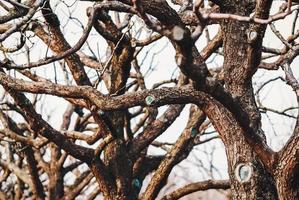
(0, 0), (299, 199)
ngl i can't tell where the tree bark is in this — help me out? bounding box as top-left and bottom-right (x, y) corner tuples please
(219, 1), (279, 199)
(276, 174), (299, 200)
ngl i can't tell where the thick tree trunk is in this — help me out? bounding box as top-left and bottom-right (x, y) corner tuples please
(226, 145), (278, 200)
(203, 98), (279, 200)
(103, 139), (136, 200)
(275, 164), (299, 200)
(276, 177), (299, 200)
(95, 41), (136, 200)
(219, 1), (279, 199)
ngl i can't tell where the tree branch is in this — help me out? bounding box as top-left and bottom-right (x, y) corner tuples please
(161, 179), (230, 200)
(142, 106), (206, 200)
(0, 74), (94, 163)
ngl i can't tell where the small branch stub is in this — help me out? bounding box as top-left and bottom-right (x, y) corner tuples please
(247, 31), (258, 44)
(190, 127), (198, 137)
(172, 26), (185, 41)
(97, 109), (105, 116)
(145, 95), (156, 106)
(132, 179), (141, 189)
(235, 163), (253, 183)
(131, 39), (137, 48)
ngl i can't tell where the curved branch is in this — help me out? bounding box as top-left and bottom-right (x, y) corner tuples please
(277, 63), (299, 181)
(1, 2), (132, 70)
(0, 73), (94, 163)
(161, 179), (230, 200)
(0, 70), (276, 170)
(142, 106), (206, 200)
(0, 0), (45, 42)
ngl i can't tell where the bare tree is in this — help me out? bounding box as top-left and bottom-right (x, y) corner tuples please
(0, 0), (299, 199)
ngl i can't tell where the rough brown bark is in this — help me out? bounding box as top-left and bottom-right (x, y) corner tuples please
(1, 0), (299, 199)
(218, 1), (279, 199)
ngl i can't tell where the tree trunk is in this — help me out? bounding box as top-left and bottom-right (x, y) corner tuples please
(226, 146), (278, 199)
(219, 1), (279, 199)
(276, 178), (299, 200)
(275, 167), (299, 200)
(203, 98), (279, 199)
